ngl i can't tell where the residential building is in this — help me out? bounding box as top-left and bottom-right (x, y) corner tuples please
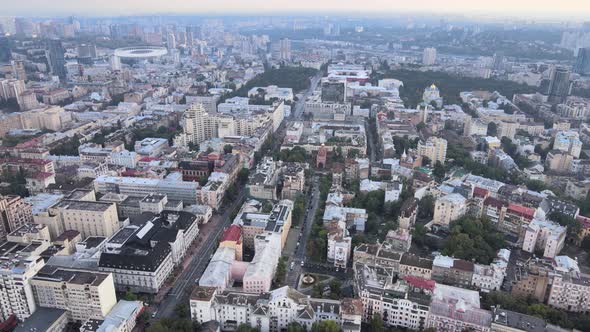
(422, 47), (437, 66)
(417, 137), (447, 165)
(432, 255), (474, 288)
(433, 193), (467, 226)
(522, 213), (566, 259)
(553, 130), (582, 158)
(0, 242), (46, 321)
(326, 221), (352, 268)
(31, 267), (117, 322)
(0, 195), (33, 239)
(48, 200), (119, 240)
(189, 285), (360, 332)
(426, 284), (492, 332)
(93, 300), (144, 332)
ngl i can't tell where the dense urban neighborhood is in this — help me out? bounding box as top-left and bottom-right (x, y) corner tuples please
(1, 8), (590, 332)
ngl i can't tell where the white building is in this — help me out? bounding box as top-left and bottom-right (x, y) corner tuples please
(426, 284), (492, 332)
(422, 48), (437, 66)
(248, 86), (294, 102)
(432, 193), (467, 226)
(553, 130), (582, 158)
(0, 242), (46, 321)
(94, 175), (200, 205)
(522, 211), (566, 259)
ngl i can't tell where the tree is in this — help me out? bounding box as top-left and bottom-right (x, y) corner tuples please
(418, 195), (435, 220)
(370, 313), (385, 332)
(287, 322), (306, 332)
(275, 257), (287, 285)
(238, 168), (250, 184)
(174, 303), (189, 319)
(422, 156), (431, 167)
(432, 161), (446, 182)
(443, 216), (505, 264)
(329, 279), (341, 299)
(312, 283), (323, 298)
(311, 320), (341, 332)
(549, 212), (582, 241)
(416, 122), (426, 132)
(236, 323), (260, 332)
(487, 122), (498, 137)
(224, 144), (233, 154)
(122, 289), (138, 301)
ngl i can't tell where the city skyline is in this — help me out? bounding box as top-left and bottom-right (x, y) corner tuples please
(2, 0), (590, 19)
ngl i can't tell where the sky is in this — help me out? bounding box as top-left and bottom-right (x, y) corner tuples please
(2, 0), (590, 18)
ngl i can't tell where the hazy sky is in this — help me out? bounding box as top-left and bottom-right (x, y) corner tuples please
(3, 0), (590, 17)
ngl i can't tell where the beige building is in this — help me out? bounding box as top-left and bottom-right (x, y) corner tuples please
(432, 194), (467, 226)
(20, 106), (72, 131)
(545, 151), (574, 173)
(31, 267), (117, 322)
(48, 200), (119, 240)
(0, 195), (33, 239)
(417, 137), (447, 165)
(548, 274), (590, 313)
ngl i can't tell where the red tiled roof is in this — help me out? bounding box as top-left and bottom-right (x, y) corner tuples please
(453, 259), (475, 272)
(403, 275), (436, 291)
(31, 171), (54, 179)
(483, 197), (506, 209)
(507, 203), (535, 220)
(221, 225), (241, 242)
(577, 215), (590, 228)
(139, 156), (159, 162)
(473, 187), (489, 198)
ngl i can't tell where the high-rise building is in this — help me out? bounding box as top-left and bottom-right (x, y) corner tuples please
(276, 38), (291, 61)
(0, 195), (33, 239)
(546, 66), (571, 104)
(0, 37), (12, 64)
(492, 52), (505, 71)
(417, 136), (447, 165)
(46, 39), (67, 80)
(186, 26), (194, 48)
(574, 47), (590, 76)
(167, 33), (176, 50)
(0, 242), (46, 321)
(181, 103), (218, 145)
(422, 47), (437, 66)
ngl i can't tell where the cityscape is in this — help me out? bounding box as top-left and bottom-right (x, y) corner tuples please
(1, 2), (590, 332)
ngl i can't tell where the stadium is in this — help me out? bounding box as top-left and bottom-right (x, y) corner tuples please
(113, 46), (168, 60)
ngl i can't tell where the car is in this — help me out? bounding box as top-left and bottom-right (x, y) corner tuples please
(300, 261), (305, 267)
(151, 311), (158, 318)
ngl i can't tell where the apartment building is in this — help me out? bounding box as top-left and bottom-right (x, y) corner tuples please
(326, 221), (352, 268)
(553, 130), (582, 158)
(522, 216), (566, 259)
(0, 195), (33, 239)
(190, 285), (361, 332)
(548, 274), (590, 313)
(354, 263), (432, 331)
(426, 284), (492, 332)
(432, 255), (474, 288)
(198, 172), (229, 211)
(417, 137), (447, 165)
(399, 253), (433, 280)
(31, 267), (117, 322)
(48, 200), (119, 240)
(432, 193), (467, 226)
(0, 242), (46, 321)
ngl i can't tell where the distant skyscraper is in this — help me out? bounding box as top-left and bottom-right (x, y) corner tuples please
(574, 48), (590, 76)
(492, 52), (505, 71)
(46, 39), (67, 80)
(422, 47), (437, 66)
(278, 38), (291, 61)
(167, 33), (176, 50)
(186, 26), (194, 48)
(0, 37), (12, 64)
(547, 66), (572, 104)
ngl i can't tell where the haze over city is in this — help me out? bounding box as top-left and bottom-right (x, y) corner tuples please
(3, 0), (590, 18)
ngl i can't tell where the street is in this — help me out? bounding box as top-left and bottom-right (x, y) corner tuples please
(286, 175), (321, 288)
(154, 187), (247, 319)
